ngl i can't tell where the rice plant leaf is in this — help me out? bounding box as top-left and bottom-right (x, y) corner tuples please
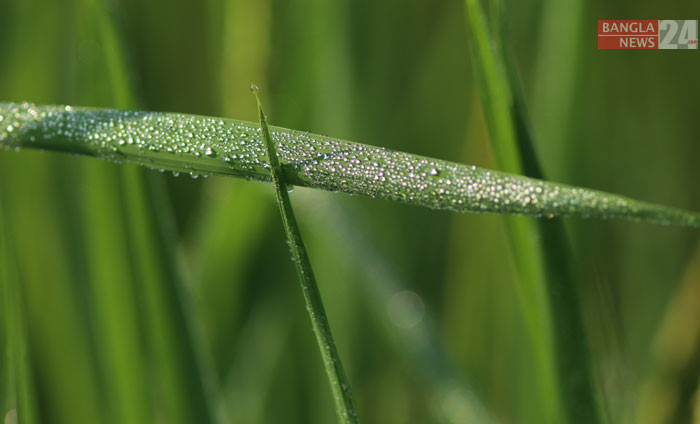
(293, 191), (495, 423)
(0, 193), (39, 424)
(0, 102), (698, 228)
(78, 1), (219, 421)
(253, 88), (359, 424)
(465, 0), (604, 422)
(462, 2), (564, 408)
(80, 161), (153, 424)
(123, 170), (220, 424)
(635, 241), (700, 424)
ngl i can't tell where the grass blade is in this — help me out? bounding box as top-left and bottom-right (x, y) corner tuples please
(123, 171), (219, 424)
(635, 241), (700, 424)
(293, 189), (494, 423)
(75, 1), (153, 419)
(0, 102), (698, 228)
(196, 0), (273, 387)
(223, 294), (294, 423)
(0, 193), (39, 424)
(82, 0), (137, 108)
(0, 154), (106, 424)
(80, 162), (153, 424)
(83, 0), (221, 420)
(531, 0), (584, 179)
(464, 0), (602, 422)
(253, 88), (359, 423)
(188, 180), (270, 375)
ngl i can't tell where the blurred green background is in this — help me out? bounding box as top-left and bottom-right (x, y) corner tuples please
(1, 0), (699, 423)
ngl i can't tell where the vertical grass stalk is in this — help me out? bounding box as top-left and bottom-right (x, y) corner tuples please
(253, 87), (359, 424)
(464, 1), (561, 420)
(88, 0), (221, 421)
(635, 242), (700, 424)
(492, 4), (604, 423)
(80, 162), (152, 424)
(0, 193), (39, 424)
(464, 0), (601, 422)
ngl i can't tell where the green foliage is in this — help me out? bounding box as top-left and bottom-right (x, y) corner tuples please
(464, 0), (601, 422)
(0, 102), (697, 228)
(1, 0), (699, 423)
(254, 88), (359, 423)
(1, 194), (39, 424)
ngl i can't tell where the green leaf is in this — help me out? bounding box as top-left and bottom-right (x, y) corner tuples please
(79, 161), (153, 424)
(464, 0), (603, 422)
(253, 88), (359, 423)
(0, 191), (39, 424)
(76, 0), (219, 421)
(122, 170), (219, 424)
(1, 102), (697, 228)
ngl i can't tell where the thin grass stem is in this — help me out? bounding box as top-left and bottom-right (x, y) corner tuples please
(253, 86), (359, 424)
